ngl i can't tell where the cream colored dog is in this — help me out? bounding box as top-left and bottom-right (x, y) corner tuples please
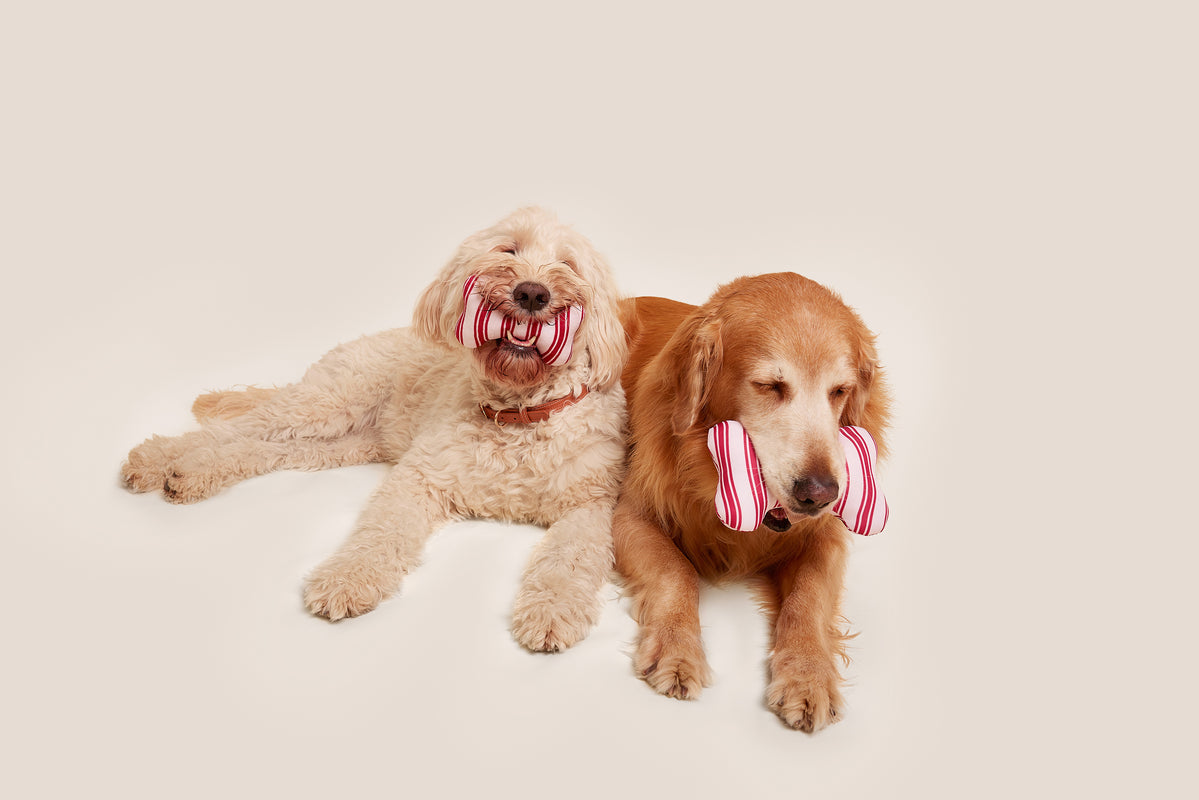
(122, 207), (628, 651)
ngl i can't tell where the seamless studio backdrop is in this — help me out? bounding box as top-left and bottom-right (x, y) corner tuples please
(2, 3), (1195, 799)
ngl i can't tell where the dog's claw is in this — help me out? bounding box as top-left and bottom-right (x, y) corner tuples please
(765, 666), (843, 732)
(511, 591), (598, 653)
(633, 625), (711, 701)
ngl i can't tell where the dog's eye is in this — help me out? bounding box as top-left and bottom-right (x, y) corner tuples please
(829, 386), (850, 400)
(754, 381), (787, 398)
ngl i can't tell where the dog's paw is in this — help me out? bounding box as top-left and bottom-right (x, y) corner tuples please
(633, 623), (711, 700)
(304, 563), (390, 621)
(161, 468), (225, 504)
(157, 444), (241, 504)
(766, 659), (844, 733)
(121, 437), (174, 493)
(122, 434), (225, 502)
(511, 589), (600, 653)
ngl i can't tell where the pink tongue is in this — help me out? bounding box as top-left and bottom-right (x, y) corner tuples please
(767, 508), (787, 520)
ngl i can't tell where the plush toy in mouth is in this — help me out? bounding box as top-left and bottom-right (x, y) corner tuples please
(454, 275), (584, 366)
(707, 420), (889, 536)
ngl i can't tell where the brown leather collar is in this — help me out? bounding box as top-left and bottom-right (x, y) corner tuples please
(481, 385), (590, 425)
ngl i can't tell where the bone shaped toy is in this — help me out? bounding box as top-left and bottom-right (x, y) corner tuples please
(454, 275), (584, 366)
(707, 420), (888, 535)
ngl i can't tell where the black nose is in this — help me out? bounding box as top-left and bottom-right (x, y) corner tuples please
(513, 281), (550, 312)
(791, 475), (839, 511)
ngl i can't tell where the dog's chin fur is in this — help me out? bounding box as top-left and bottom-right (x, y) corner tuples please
(478, 341), (549, 388)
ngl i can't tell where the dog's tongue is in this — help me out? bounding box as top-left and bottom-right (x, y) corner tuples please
(454, 275), (584, 366)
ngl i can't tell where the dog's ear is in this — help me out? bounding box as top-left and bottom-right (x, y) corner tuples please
(841, 327), (892, 459)
(411, 274), (461, 344)
(670, 313), (723, 436)
(573, 249), (628, 392)
(412, 221), (499, 343)
(413, 235), (489, 344)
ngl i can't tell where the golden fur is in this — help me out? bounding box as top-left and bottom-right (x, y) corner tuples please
(122, 207), (628, 652)
(614, 272), (891, 730)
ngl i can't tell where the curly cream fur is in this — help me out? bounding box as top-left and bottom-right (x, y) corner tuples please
(122, 207), (628, 652)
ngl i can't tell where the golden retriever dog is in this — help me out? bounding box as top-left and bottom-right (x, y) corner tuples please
(122, 207), (628, 652)
(614, 272), (891, 730)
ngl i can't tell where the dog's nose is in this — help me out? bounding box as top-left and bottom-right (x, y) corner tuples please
(791, 475), (839, 511)
(513, 281), (551, 312)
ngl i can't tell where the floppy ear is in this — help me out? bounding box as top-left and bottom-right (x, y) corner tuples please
(411, 274), (461, 344)
(412, 235), (487, 344)
(840, 328), (892, 459)
(573, 248), (628, 392)
(670, 313), (723, 436)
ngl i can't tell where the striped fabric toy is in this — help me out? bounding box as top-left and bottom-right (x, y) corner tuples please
(454, 275), (584, 366)
(706, 420), (889, 536)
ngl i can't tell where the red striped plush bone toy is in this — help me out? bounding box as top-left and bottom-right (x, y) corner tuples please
(454, 275), (584, 366)
(707, 420), (889, 535)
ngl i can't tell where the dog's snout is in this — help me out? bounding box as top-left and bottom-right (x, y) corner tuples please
(513, 281), (551, 312)
(791, 475), (839, 511)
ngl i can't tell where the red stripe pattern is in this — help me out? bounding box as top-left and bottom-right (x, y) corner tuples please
(707, 421), (889, 536)
(453, 275), (584, 367)
(706, 421), (771, 531)
(831, 426), (888, 536)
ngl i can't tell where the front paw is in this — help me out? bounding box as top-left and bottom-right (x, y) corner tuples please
(304, 561), (393, 621)
(634, 623), (711, 700)
(766, 656), (844, 732)
(122, 434), (225, 502)
(511, 586), (601, 653)
(121, 436), (175, 493)
(158, 445), (238, 503)
(161, 468), (225, 504)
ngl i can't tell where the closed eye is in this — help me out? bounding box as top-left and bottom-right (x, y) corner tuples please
(754, 380), (788, 398)
(829, 385), (851, 400)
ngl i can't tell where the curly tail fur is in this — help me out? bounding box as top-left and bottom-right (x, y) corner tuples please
(192, 386), (279, 422)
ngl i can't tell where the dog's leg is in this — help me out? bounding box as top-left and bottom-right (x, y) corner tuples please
(194, 361), (394, 443)
(159, 429), (383, 504)
(123, 418), (383, 503)
(122, 430), (206, 494)
(192, 386), (279, 421)
(763, 524), (850, 732)
(123, 332), (406, 499)
(218, 381), (384, 442)
(216, 332), (405, 442)
(511, 501), (615, 652)
(304, 464), (451, 621)
(612, 502), (711, 699)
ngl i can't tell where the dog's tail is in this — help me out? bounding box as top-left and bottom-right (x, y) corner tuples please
(192, 386), (278, 422)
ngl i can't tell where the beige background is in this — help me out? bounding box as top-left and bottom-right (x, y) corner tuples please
(2, 2), (1195, 798)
